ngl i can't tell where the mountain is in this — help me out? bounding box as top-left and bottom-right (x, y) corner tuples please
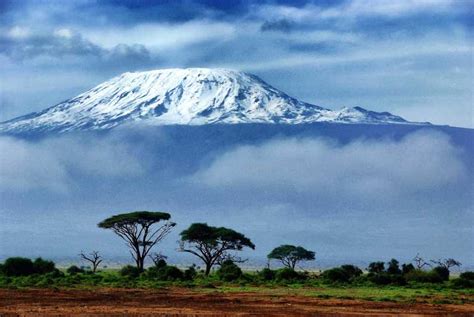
(0, 68), (426, 134)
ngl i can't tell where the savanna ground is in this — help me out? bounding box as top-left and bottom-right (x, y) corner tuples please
(1, 285), (473, 316)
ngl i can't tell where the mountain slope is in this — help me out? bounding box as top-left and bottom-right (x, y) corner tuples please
(0, 68), (424, 134)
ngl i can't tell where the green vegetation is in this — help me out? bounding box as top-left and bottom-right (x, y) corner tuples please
(1, 210), (471, 306)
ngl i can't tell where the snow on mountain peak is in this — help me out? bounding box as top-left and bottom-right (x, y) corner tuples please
(0, 68), (422, 133)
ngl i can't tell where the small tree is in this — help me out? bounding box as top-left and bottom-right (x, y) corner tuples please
(179, 223), (255, 275)
(267, 245), (315, 269)
(368, 261), (385, 274)
(80, 251), (103, 273)
(98, 211), (175, 271)
(149, 252), (168, 267)
(386, 259), (401, 275)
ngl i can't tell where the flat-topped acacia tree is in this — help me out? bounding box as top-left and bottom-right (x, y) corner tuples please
(267, 245), (315, 269)
(98, 211), (175, 271)
(179, 223), (255, 275)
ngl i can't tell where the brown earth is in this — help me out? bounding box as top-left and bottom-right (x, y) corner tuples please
(0, 288), (473, 316)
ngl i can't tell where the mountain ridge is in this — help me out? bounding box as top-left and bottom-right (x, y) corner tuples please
(0, 68), (428, 134)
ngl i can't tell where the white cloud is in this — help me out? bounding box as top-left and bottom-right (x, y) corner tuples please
(80, 20), (236, 50)
(192, 130), (466, 201)
(0, 136), (143, 193)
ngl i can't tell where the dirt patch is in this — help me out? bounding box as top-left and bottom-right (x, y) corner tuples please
(0, 288), (472, 316)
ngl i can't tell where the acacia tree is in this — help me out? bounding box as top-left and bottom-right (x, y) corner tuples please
(179, 223), (255, 275)
(413, 253), (431, 270)
(98, 211), (175, 271)
(430, 258), (462, 270)
(79, 251), (102, 273)
(267, 245), (315, 269)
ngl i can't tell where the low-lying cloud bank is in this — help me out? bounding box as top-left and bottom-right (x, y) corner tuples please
(0, 135), (143, 192)
(192, 130), (467, 205)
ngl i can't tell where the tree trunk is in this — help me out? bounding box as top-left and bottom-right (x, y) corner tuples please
(205, 263), (212, 276)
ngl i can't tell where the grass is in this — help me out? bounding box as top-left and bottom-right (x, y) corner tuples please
(200, 284), (474, 304)
(0, 270), (472, 306)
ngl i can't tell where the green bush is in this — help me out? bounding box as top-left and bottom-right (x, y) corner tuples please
(275, 268), (304, 282)
(2, 257), (35, 276)
(258, 268), (276, 281)
(368, 272), (406, 285)
(450, 277), (474, 289)
(145, 265), (183, 281)
(368, 262), (385, 274)
(120, 265), (141, 278)
(322, 265), (362, 284)
(216, 260), (242, 282)
(404, 269), (443, 283)
(402, 263), (415, 274)
(161, 266), (184, 281)
(386, 259), (402, 275)
(460, 271), (474, 281)
(183, 265), (197, 281)
(33, 258), (56, 274)
(67, 265), (85, 275)
(432, 266), (449, 281)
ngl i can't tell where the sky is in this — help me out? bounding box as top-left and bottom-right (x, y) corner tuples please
(0, 0), (472, 127)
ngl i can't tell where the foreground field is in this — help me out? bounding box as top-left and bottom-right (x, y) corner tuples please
(1, 287), (473, 316)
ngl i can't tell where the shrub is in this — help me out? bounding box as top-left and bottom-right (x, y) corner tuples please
(161, 266), (184, 281)
(451, 277), (474, 289)
(368, 262), (385, 274)
(145, 265), (183, 281)
(183, 265), (197, 281)
(154, 259), (167, 269)
(368, 272), (406, 285)
(67, 265), (85, 275)
(120, 265), (141, 278)
(258, 268), (276, 281)
(402, 263), (415, 275)
(322, 268), (350, 283)
(404, 269), (443, 283)
(432, 266), (449, 281)
(275, 268), (304, 282)
(33, 258), (56, 274)
(460, 271), (474, 281)
(2, 257), (35, 276)
(216, 260), (242, 282)
(322, 265), (362, 284)
(386, 259), (402, 275)
(340, 265), (363, 278)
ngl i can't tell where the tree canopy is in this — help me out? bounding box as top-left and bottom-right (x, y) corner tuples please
(98, 211), (175, 271)
(179, 223), (255, 275)
(98, 211), (171, 228)
(267, 245), (315, 269)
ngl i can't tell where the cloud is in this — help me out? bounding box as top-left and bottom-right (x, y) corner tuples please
(0, 135), (143, 192)
(0, 27), (153, 64)
(260, 19), (294, 33)
(192, 130), (467, 204)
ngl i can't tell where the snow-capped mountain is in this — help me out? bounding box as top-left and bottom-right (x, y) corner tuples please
(0, 68), (425, 134)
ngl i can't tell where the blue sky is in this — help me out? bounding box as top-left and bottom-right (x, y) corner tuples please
(0, 0), (472, 127)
